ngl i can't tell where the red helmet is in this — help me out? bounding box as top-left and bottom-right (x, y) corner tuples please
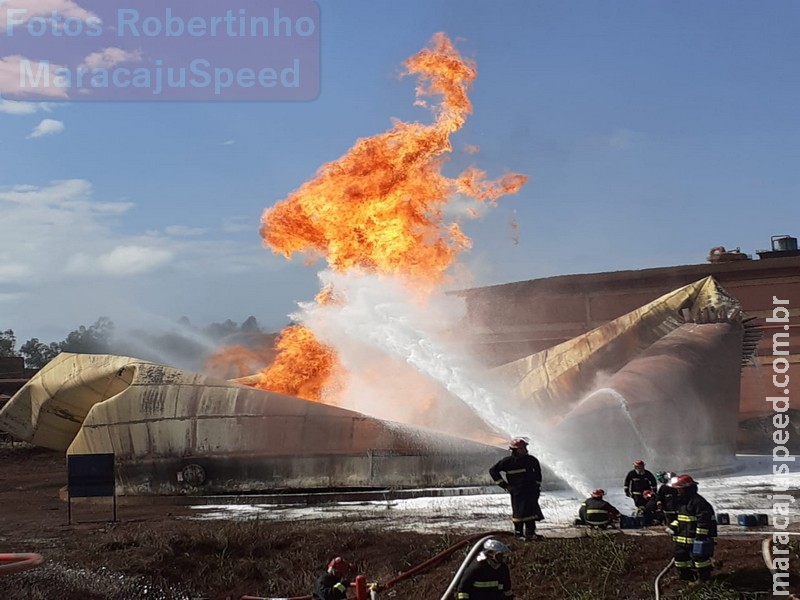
(327, 557), (355, 577)
(591, 488), (605, 498)
(509, 438), (528, 450)
(633, 459), (645, 468)
(668, 474), (695, 489)
(643, 490), (655, 500)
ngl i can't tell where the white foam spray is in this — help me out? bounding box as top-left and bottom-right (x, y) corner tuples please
(295, 270), (593, 495)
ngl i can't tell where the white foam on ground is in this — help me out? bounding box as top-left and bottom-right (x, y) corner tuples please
(187, 455), (799, 536)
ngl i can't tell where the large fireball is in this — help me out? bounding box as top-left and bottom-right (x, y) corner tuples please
(214, 33), (526, 402)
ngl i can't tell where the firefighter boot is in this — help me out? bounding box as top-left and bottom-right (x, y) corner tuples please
(524, 522), (544, 541)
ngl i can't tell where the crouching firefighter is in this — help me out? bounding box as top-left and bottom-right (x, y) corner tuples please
(312, 556), (355, 600)
(456, 539), (513, 599)
(489, 438), (545, 540)
(666, 474), (718, 583)
(577, 489), (620, 528)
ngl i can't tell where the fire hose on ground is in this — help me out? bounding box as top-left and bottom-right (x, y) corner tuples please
(652, 557), (674, 600)
(0, 553), (44, 576)
(240, 530), (512, 600)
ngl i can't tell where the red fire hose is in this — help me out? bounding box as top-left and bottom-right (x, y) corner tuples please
(240, 530), (511, 600)
(0, 553), (44, 576)
(380, 530), (510, 591)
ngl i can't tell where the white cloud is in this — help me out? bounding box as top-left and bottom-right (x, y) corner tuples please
(0, 264), (32, 283)
(0, 179), (140, 283)
(27, 118), (64, 138)
(0, 0), (99, 29)
(0, 179), (94, 205)
(80, 47), (141, 70)
(0, 292), (28, 303)
(67, 245), (173, 276)
(223, 139), (235, 146)
(1, 177), (303, 349)
(222, 216), (255, 234)
(0, 97), (55, 115)
(607, 129), (640, 150)
(164, 225), (208, 237)
(0, 56), (70, 99)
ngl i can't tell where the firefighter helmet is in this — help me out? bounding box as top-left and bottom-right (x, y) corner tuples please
(633, 459), (645, 468)
(327, 557), (355, 577)
(509, 438), (528, 450)
(643, 490), (655, 500)
(668, 474), (696, 489)
(591, 488), (605, 498)
(479, 539), (509, 562)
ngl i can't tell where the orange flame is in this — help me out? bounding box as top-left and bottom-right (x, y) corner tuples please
(217, 33), (526, 402)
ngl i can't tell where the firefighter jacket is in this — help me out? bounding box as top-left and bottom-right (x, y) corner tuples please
(489, 454), (542, 495)
(579, 497), (620, 526)
(456, 559), (513, 599)
(312, 573), (350, 600)
(669, 487), (717, 546)
(657, 483), (680, 514)
(623, 469), (657, 500)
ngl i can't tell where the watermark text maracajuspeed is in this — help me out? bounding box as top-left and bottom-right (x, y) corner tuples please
(767, 295), (794, 597)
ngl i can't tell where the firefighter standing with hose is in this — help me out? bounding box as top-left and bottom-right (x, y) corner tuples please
(489, 438), (544, 541)
(665, 474), (717, 583)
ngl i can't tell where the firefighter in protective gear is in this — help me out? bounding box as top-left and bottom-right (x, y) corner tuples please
(456, 539), (513, 599)
(623, 459), (657, 509)
(577, 489), (620, 528)
(641, 489), (664, 525)
(489, 438), (544, 540)
(312, 556), (355, 600)
(656, 471), (679, 525)
(667, 474), (718, 583)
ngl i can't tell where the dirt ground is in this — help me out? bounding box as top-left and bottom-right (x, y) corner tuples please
(1, 442), (797, 600)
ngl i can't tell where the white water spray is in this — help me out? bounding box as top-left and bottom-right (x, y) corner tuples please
(297, 271), (594, 495)
(567, 386), (659, 468)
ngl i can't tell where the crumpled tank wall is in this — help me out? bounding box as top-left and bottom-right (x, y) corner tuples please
(546, 322), (743, 480)
(0, 353), (501, 494)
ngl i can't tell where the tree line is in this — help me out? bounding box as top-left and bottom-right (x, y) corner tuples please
(0, 315), (271, 370)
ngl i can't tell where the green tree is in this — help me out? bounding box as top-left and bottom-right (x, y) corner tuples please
(204, 319), (239, 341)
(0, 329), (17, 357)
(60, 317), (115, 354)
(19, 338), (61, 369)
(241, 316), (261, 333)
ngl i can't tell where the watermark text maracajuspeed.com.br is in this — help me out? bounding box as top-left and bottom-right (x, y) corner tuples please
(766, 295), (795, 597)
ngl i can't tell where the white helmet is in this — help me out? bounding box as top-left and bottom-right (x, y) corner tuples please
(477, 539), (509, 562)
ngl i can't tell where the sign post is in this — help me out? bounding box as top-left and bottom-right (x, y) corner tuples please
(66, 453), (116, 525)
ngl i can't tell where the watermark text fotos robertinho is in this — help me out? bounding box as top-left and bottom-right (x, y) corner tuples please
(3, 0), (320, 101)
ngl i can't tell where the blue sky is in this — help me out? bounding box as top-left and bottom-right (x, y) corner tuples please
(1, 0), (799, 346)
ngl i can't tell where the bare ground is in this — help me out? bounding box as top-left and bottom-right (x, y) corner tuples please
(0, 442), (797, 600)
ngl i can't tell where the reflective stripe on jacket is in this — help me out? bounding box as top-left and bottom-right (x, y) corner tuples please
(671, 489), (716, 546)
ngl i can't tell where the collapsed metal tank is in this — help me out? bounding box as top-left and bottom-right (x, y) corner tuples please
(0, 352), (503, 494)
(0, 276), (753, 494)
(491, 276), (754, 480)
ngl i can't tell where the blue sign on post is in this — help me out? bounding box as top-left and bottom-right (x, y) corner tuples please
(67, 453), (116, 524)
